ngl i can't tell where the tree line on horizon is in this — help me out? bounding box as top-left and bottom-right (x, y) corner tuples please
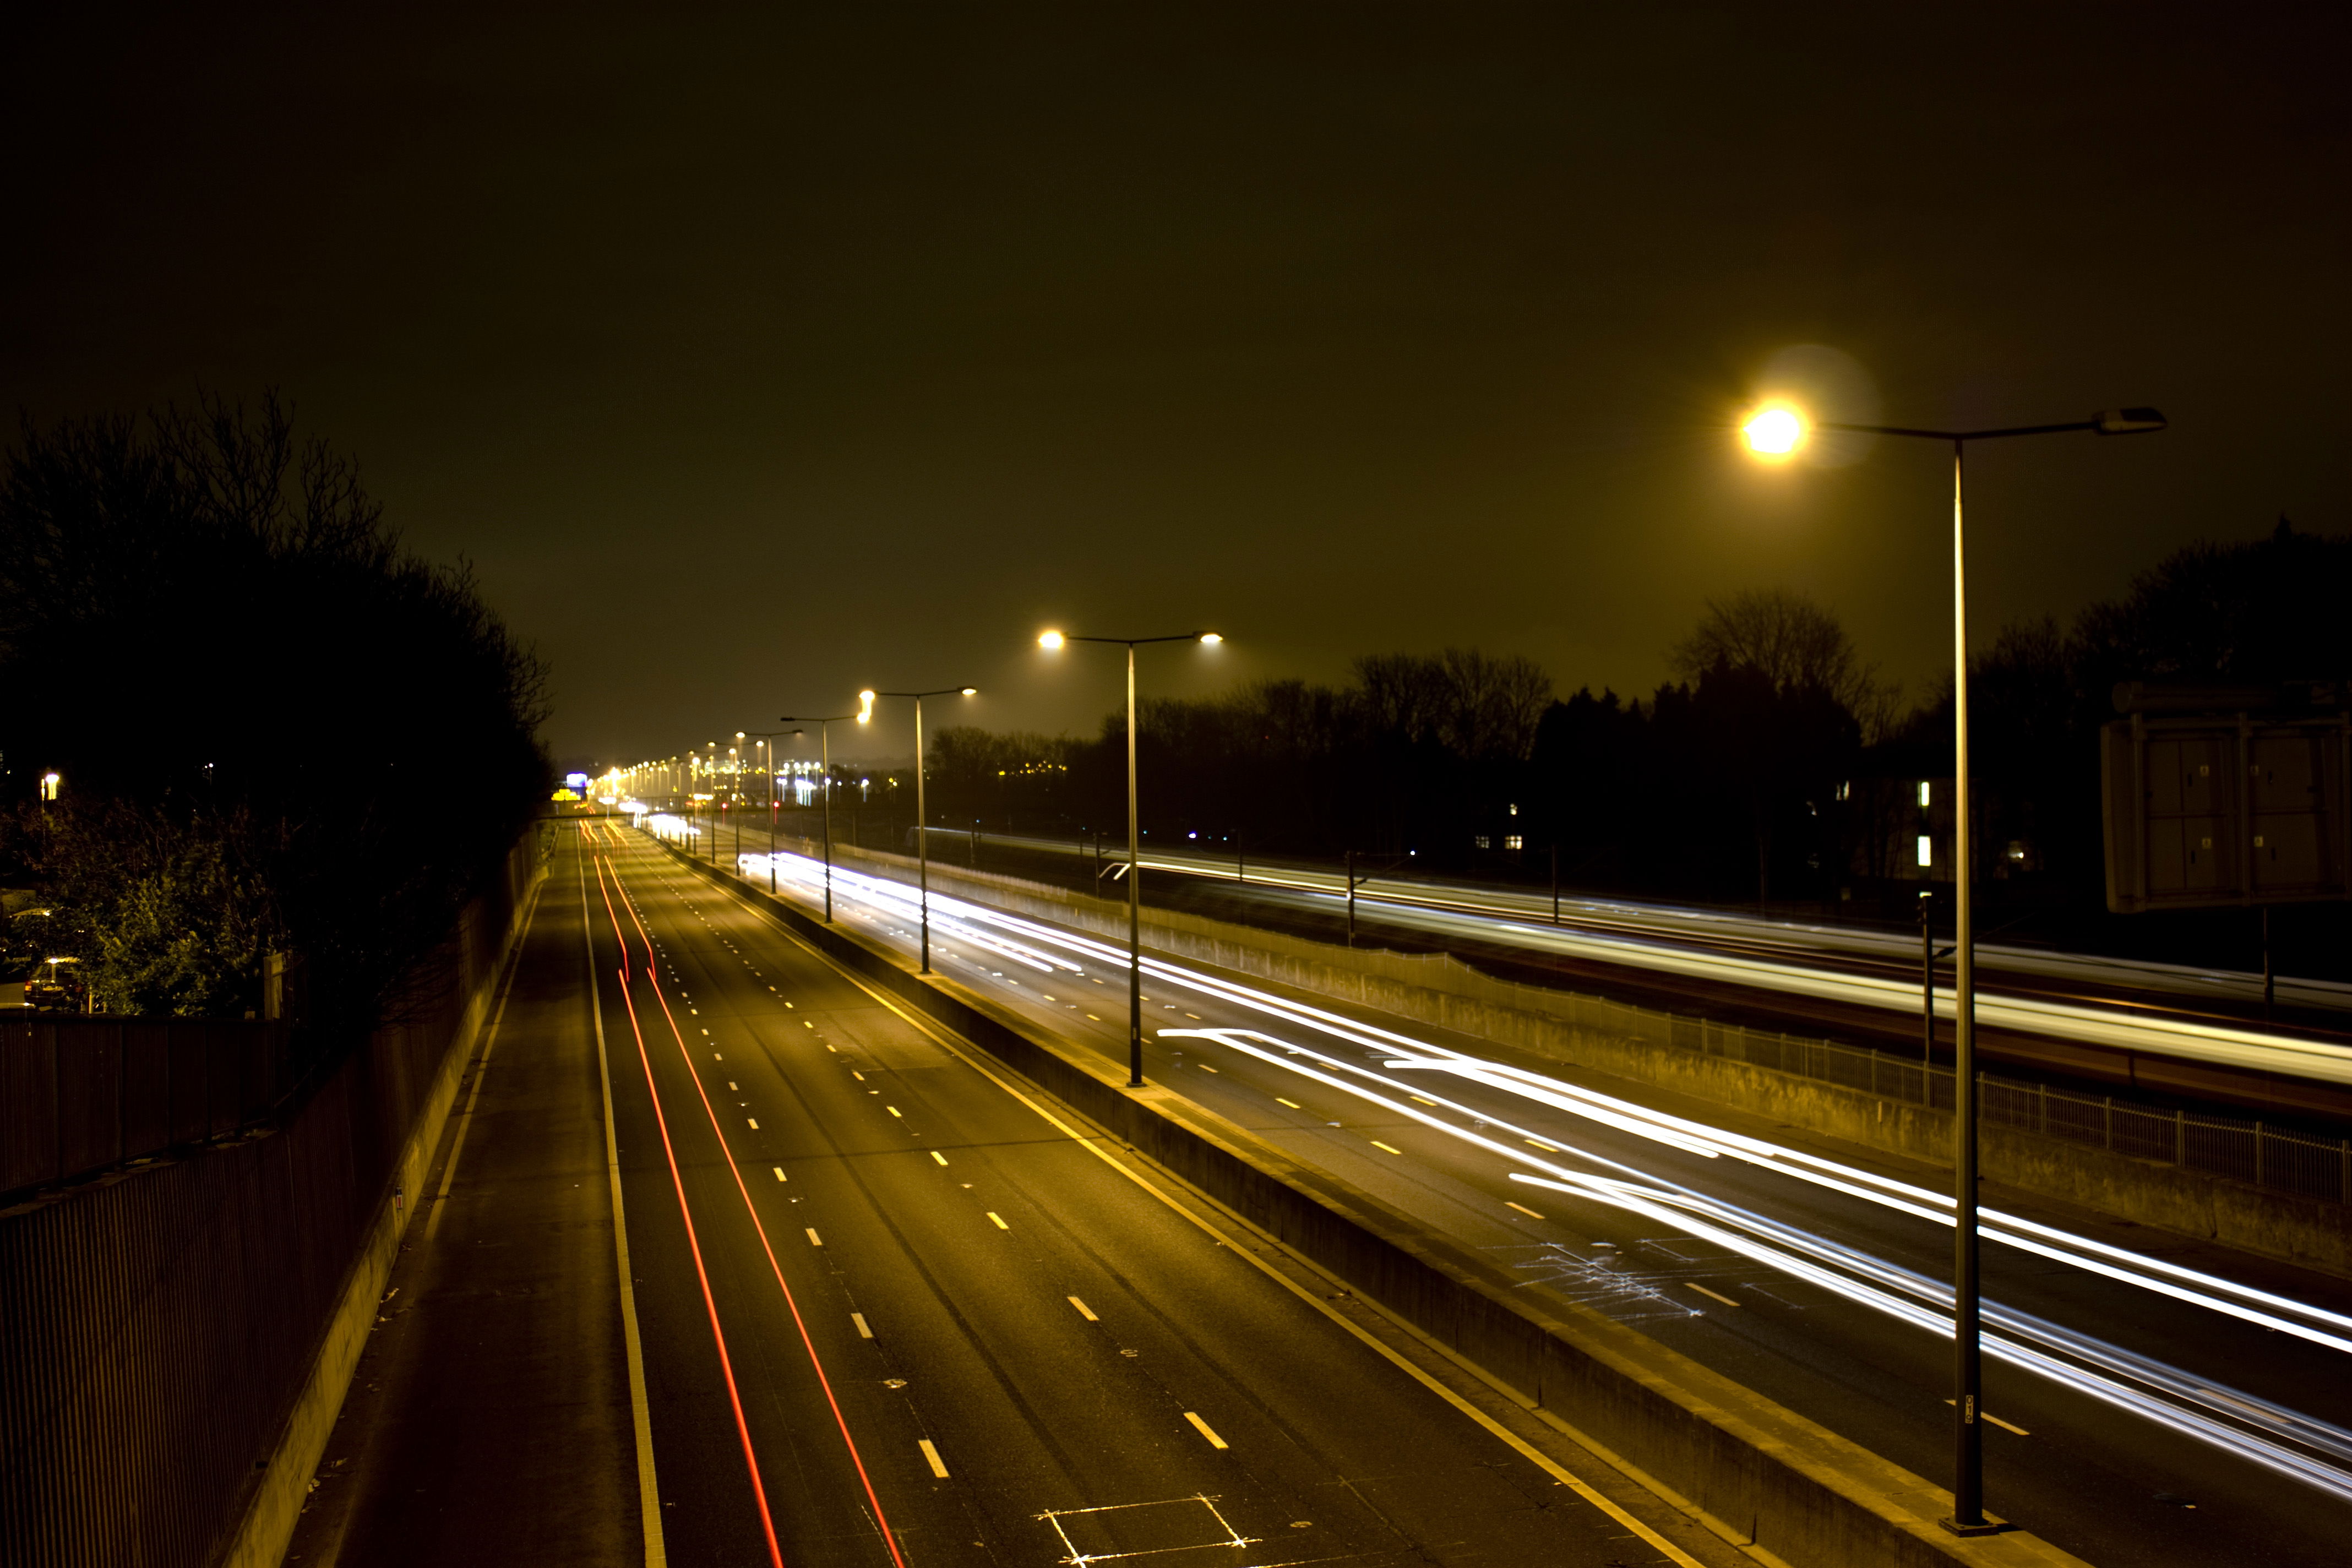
(922, 518), (2352, 925)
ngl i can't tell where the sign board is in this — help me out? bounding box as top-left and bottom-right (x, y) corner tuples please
(2101, 710), (2351, 913)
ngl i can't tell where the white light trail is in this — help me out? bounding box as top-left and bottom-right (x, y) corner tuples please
(732, 846), (2352, 1496)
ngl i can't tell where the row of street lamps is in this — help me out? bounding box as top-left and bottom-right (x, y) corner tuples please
(610, 630), (1225, 1096)
(605, 394), (2161, 1538)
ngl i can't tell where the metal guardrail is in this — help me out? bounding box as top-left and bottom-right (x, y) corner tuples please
(1657, 1011), (2351, 1206)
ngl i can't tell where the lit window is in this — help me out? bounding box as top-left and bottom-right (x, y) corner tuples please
(1917, 781), (1932, 808)
(1474, 835), (1491, 850)
(1834, 781), (1850, 802)
(1507, 803), (1519, 816)
(1504, 834), (1524, 851)
(1917, 835), (1933, 867)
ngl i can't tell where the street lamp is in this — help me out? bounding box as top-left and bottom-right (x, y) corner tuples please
(1742, 396), (2164, 1536)
(781, 707), (870, 922)
(865, 685), (976, 972)
(1039, 628), (1224, 1088)
(743, 731), (801, 892)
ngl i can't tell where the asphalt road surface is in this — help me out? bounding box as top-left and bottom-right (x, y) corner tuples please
(568, 829), (1743, 1567)
(658, 825), (2352, 1568)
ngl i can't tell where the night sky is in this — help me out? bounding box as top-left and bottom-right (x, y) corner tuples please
(6, 7), (2346, 769)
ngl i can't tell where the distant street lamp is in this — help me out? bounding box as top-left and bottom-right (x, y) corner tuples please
(1742, 398), (2164, 1536)
(1038, 628), (1224, 1088)
(743, 731), (801, 892)
(780, 708), (870, 922)
(865, 685), (976, 972)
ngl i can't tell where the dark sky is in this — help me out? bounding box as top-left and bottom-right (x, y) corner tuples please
(7, 7), (2348, 768)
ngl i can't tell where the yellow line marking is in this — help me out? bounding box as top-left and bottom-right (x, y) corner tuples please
(918, 1439), (949, 1477)
(888, 1106), (903, 1118)
(987, 1212), (1009, 1229)
(1068, 1295), (1098, 1321)
(852, 1313), (873, 1338)
(772, 1167), (787, 1182)
(747, 1117), (759, 1130)
(1183, 1412), (1229, 1449)
(1505, 1201), (1544, 1219)
(805, 1228), (823, 1246)
(1370, 1140), (1402, 1155)
(578, 857), (666, 1565)
(930, 1151), (948, 1166)
(1276, 1098), (1301, 1109)
(1685, 1282), (1738, 1309)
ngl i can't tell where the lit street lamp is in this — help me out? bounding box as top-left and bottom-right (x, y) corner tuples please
(742, 730), (801, 892)
(865, 685), (975, 972)
(1038, 628), (1224, 1088)
(780, 707), (870, 921)
(1742, 397), (2164, 1535)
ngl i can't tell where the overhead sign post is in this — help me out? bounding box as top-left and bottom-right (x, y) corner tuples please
(2101, 684), (2352, 914)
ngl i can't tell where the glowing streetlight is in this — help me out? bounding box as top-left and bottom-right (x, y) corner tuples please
(1742, 392), (2163, 1536)
(1038, 628), (1224, 1088)
(1741, 405), (1806, 457)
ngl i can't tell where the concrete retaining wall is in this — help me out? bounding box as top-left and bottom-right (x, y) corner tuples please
(690, 841), (2089, 1568)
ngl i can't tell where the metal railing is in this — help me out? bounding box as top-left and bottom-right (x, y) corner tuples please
(1654, 1011), (2351, 1206)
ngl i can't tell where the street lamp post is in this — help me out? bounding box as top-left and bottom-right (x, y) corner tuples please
(1742, 400), (2164, 1534)
(732, 734), (745, 871)
(743, 731), (800, 893)
(780, 709), (871, 922)
(1038, 629), (1223, 1088)
(867, 686), (974, 972)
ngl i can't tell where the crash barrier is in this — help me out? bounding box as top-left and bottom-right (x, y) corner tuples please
(673, 837), (2087, 1568)
(0, 1018), (293, 1201)
(1668, 1016), (2352, 1206)
(0, 829), (545, 1568)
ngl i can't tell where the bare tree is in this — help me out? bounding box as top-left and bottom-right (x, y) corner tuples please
(1438, 647), (1553, 760)
(1671, 587), (1877, 711)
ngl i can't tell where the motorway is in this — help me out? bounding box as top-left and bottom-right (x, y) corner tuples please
(663, 821), (2352, 1568)
(568, 826), (1746, 1567)
(864, 827), (2352, 1107)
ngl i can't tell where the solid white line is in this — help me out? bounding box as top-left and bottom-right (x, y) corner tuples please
(1068, 1296), (1098, 1321)
(1946, 1398), (2030, 1436)
(1183, 1412), (1229, 1449)
(918, 1438), (950, 1477)
(581, 858), (666, 1567)
(852, 1313), (873, 1339)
